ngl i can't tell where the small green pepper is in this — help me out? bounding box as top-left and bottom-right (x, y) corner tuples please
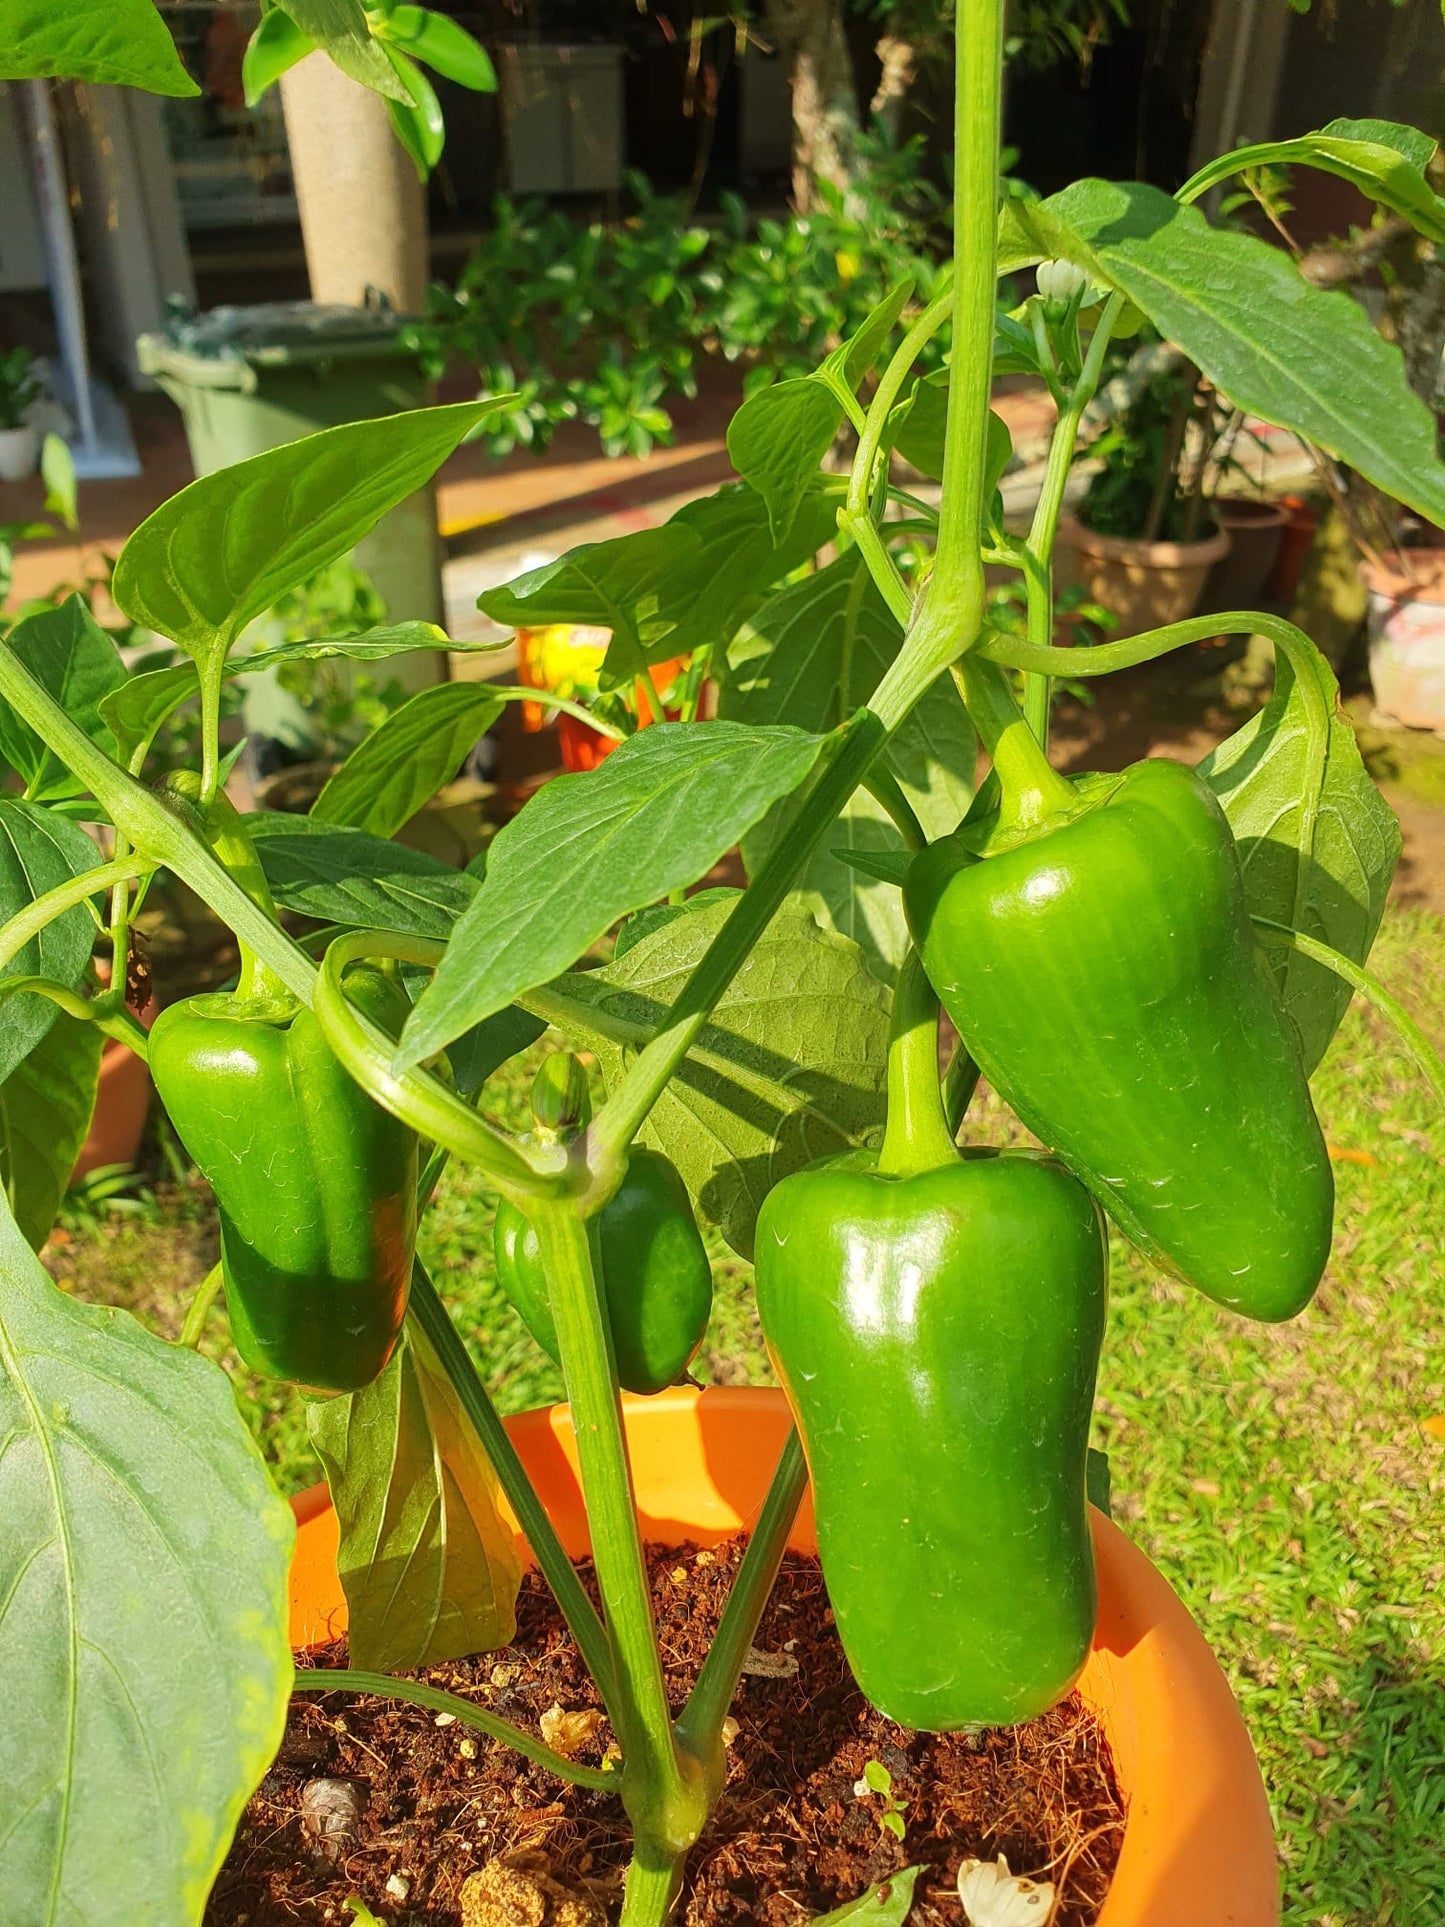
(493, 1058), (713, 1396)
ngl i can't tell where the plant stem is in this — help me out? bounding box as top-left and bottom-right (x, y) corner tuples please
(877, 951), (958, 1177)
(1251, 917), (1445, 1103)
(1020, 290), (1126, 741)
(591, 712), (889, 1172)
(178, 1262), (223, 1348)
(529, 1200), (710, 1875)
(943, 1039), (982, 1138)
(675, 1428), (808, 1759)
(861, 767), (926, 850)
(0, 974), (150, 1057)
(408, 1265), (619, 1714)
(0, 856), (148, 977)
(293, 1669), (621, 1791)
(904, 0), (1003, 683)
(313, 931), (561, 1198)
(955, 653), (1076, 835)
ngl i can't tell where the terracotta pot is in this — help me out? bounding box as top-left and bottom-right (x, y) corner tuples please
(1265, 496), (1321, 602)
(1360, 551), (1445, 731)
(288, 1385), (1278, 1926)
(1059, 516), (1232, 641)
(1202, 498), (1289, 614)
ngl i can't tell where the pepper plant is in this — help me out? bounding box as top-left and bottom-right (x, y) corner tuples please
(3, 6), (1445, 1924)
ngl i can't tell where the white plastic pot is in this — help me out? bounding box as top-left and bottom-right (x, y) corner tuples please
(0, 423), (39, 481)
(1361, 552), (1445, 731)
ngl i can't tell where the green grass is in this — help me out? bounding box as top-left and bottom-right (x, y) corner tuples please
(47, 906), (1442, 1926)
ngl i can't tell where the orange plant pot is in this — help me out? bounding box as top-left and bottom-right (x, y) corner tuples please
(288, 1386), (1279, 1926)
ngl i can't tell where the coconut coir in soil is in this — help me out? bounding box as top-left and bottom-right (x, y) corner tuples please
(209, 1539), (1124, 1926)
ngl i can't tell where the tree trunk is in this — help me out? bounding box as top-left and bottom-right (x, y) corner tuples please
(766, 0), (862, 209)
(869, 34), (918, 145)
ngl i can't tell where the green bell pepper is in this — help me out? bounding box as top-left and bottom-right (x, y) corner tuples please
(905, 738), (1333, 1324)
(149, 778), (417, 1392)
(754, 957), (1107, 1730)
(492, 1057), (713, 1396)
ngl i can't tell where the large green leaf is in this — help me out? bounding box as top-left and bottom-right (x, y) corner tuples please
(0, 598), (128, 802)
(1198, 653), (1400, 1072)
(313, 683), (502, 839)
(375, 5), (497, 91)
(477, 482), (836, 687)
(0, 799), (104, 1084)
(277, 0), (410, 99)
(0, 1008), (102, 1249)
(242, 5), (314, 105)
(0, 0), (199, 94)
(0, 1194), (293, 1923)
(1000, 179), (1445, 525)
(249, 813), (477, 938)
(811, 1868), (922, 1925)
(309, 1314), (522, 1671)
(720, 555), (975, 977)
(1180, 118), (1445, 245)
(538, 895), (889, 1258)
(111, 401), (506, 673)
(397, 720), (828, 1066)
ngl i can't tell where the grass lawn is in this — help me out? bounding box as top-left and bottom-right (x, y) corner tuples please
(46, 905), (1442, 1927)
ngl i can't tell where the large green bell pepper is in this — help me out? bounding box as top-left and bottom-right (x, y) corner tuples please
(754, 957), (1107, 1730)
(905, 750), (1333, 1323)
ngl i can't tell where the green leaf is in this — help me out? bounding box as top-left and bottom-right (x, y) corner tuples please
(834, 847), (912, 886)
(446, 1006), (548, 1099)
(111, 400), (507, 674)
(834, 280), (916, 390)
(278, 0), (411, 100)
(478, 482), (834, 687)
(894, 382), (1012, 498)
(98, 621), (452, 769)
(0, 0), (199, 95)
(1180, 118), (1445, 245)
(0, 1007), (102, 1250)
(543, 895), (889, 1258)
(810, 1867), (922, 1923)
(242, 5), (315, 104)
(1198, 652), (1400, 1072)
(309, 1316), (522, 1671)
(726, 379), (843, 542)
(249, 813), (478, 937)
(721, 554), (975, 977)
(0, 799), (105, 1084)
(398, 720), (829, 1065)
(1002, 180), (1445, 526)
(1086, 1445), (1113, 1518)
(40, 434), (77, 532)
(0, 597), (127, 801)
(377, 5), (497, 90)
(614, 885), (744, 959)
(0, 1193), (293, 1921)
(313, 683), (502, 839)
(383, 46), (445, 178)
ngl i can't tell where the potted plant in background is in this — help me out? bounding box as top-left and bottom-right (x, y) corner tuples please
(0, 346), (43, 482)
(3, 8), (1445, 1927)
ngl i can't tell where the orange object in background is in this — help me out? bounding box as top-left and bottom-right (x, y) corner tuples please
(289, 1385), (1281, 1927)
(515, 622), (691, 769)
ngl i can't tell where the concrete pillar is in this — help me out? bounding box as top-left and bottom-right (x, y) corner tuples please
(279, 51), (428, 312)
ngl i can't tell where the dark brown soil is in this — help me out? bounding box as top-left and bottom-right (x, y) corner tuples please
(209, 1541), (1125, 1926)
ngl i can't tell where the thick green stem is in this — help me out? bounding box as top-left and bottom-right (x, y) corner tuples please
(0, 857), (147, 977)
(877, 952), (959, 1177)
(528, 1201), (711, 1873)
(1251, 917), (1445, 1104)
(956, 653), (1076, 836)
(407, 1265), (619, 1713)
(675, 1427), (808, 1759)
(314, 931), (561, 1198)
(293, 1669), (620, 1791)
(904, 0), (1003, 683)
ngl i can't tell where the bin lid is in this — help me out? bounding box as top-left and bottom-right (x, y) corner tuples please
(138, 299), (421, 382)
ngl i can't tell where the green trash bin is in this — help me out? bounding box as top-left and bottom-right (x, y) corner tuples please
(137, 300), (444, 762)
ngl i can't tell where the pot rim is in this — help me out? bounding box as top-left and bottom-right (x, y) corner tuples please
(1209, 495), (1292, 529)
(1061, 514), (1232, 568)
(1360, 549), (1445, 604)
(286, 1383), (1278, 1927)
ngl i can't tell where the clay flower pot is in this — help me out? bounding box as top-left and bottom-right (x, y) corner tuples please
(289, 1386), (1278, 1927)
(1203, 498), (1290, 613)
(1360, 550), (1445, 731)
(1059, 516), (1232, 641)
